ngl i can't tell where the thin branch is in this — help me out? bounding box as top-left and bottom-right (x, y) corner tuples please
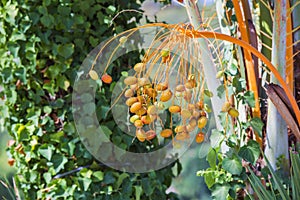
(290, 0), (300, 14)
(110, 9), (144, 27)
(260, 30), (272, 40)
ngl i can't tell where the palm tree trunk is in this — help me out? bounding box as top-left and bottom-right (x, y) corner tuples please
(264, 0), (289, 171)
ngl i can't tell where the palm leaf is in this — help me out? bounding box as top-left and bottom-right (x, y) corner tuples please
(248, 167), (275, 199)
(290, 151), (300, 199)
(263, 155), (290, 200)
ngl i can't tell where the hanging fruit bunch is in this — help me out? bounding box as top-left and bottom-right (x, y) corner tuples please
(88, 24), (215, 147)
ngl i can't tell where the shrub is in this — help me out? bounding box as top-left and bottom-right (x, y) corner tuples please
(0, 1), (179, 199)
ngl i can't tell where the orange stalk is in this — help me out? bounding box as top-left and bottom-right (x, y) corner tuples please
(93, 22), (300, 140)
(135, 23), (300, 128)
(186, 30), (300, 134)
(232, 0), (262, 146)
(286, 0), (294, 92)
(232, 0), (261, 119)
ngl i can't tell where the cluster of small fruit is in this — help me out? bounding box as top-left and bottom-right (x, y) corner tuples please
(121, 61), (209, 145)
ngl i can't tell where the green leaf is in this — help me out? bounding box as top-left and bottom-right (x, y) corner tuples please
(57, 43), (74, 59)
(4, 3), (18, 25)
(212, 184), (230, 200)
(206, 148), (217, 169)
(249, 117), (264, 137)
(57, 76), (70, 91)
(238, 140), (260, 164)
(80, 168), (93, 178)
(222, 156), (243, 175)
(262, 21), (272, 35)
(244, 91), (255, 108)
(92, 171), (104, 182)
(239, 146), (255, 164)
(264, 156), (290, 200)
(51, 154), (68, 173)
(141, 178), (154, 196)
(217, 85), (225, 98)
(204, 171), (215, 188)
(103, 172), (116, 184)
(58, 5), (71, 16)
(115, 173), (129, 189)
(232, 76), (243, 93)
(228, 63), (238, 75)
(40, 14), (54, 28)
(107, 5), (116, 14)
(68, 142), (75, 155)
(10, 29), (26, 42)
(290, 151), (300, 199)
(43, 172), (52, 184)
(49, 131), (64, 143)
(7, 42), (20, 58)
(100, 125), (112, 138)
(43, 106), (52, 114)
(81, 177), (92, 191)
(43, 80), (55, 96)
(134, 186), (143, 200)
(38, 144), (54, 161)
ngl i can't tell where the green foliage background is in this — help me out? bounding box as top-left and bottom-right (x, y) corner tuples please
(0, 0), (180, 199)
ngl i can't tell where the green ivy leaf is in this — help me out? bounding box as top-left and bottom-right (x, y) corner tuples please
(238, 146), (255, 164)
(134, 186), (143, 200)
(43, 172), (52, 184)
(103, 172), (116, 184)
(80, 177), (92, 191)
(222, 156), (243, 175)
(51, 154), (68, 173)
(244, 91), (255, 108)
(4, 3), (18, 25)
(10, 29), (26, 42)
(212, 184), (230, 200)
(232, 76), (243, 93)
(16, 124), (30, 142)
(217, 85), (225, 98)
(115, 173), (129, 189)
(92, 171), (104, 182)
(49, 131), (64, 143)
(238, 140), (260, 165)
(40, 14), (54, 28)
(204, 171), (215, 188)
(206, 148), (217, 169)
(100, 125), (112, 138)
(141, 178), (154, 196)
(57, 43), (74, 59)
(249, 117), (264, 137)
(38, 144), (54, 161)
(80, 168), (93, 178)
(57, 75), (70, 91)
(107, 5), (116, 14)
(228, 63), (238, 75)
